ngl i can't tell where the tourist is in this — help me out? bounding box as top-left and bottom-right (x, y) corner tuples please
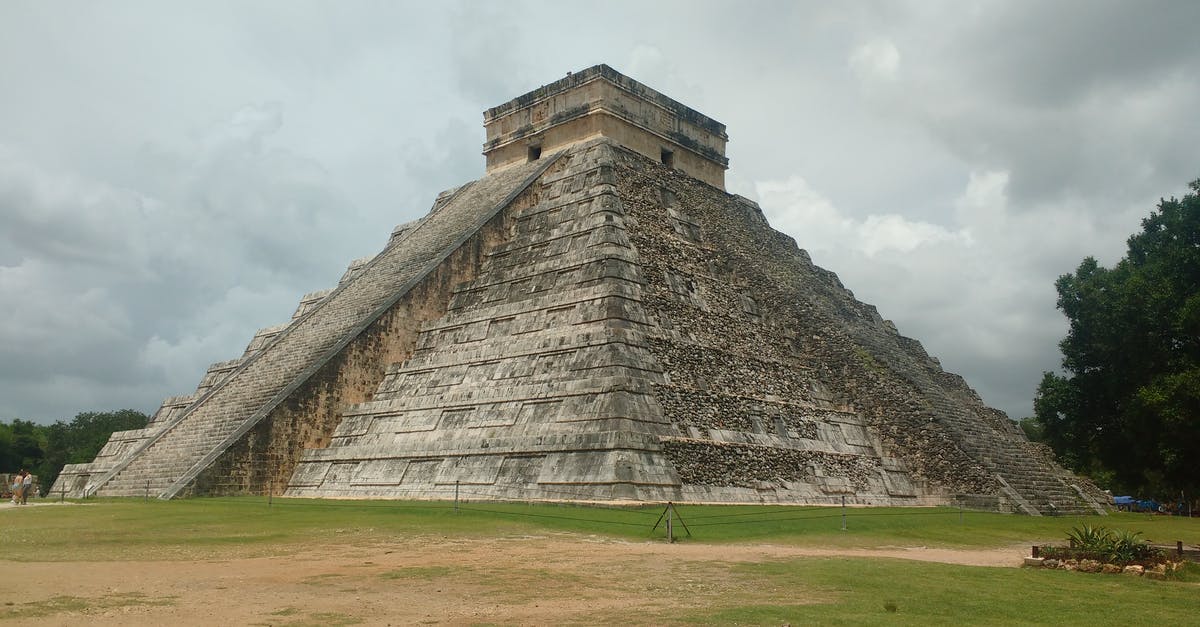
(20, 471), (32, 504)
(14, 470), (26, 505)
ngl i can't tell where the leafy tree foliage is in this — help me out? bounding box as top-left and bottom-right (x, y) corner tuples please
(1017, 416), (1045, 443)
(1035, 179), (1200, 496)
(0, 419), (45, 472)
(0, 410), (148, 495)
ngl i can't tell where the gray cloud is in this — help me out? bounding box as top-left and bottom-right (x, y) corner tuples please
(0, 100), (369, 421)
(869, 1), (1200, 206)
(0, 2), (1197, 424)
(955, 1), (1200, 107)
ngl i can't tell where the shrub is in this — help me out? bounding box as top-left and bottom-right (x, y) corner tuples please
(1066, 524), (1113, 553)
(1043, 525), (1166, 566)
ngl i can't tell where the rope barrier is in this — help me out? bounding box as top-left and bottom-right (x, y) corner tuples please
(190, 456), (992, 538)
(683, 505), (831, 521)
(456, 505), (649, 527)
(688, 508), (969, 527)
(188, 490), (984, 540)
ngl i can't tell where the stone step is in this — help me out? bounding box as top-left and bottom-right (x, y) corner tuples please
(89, 155), (559, 499)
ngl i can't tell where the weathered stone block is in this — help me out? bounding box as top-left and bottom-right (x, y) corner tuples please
(64, 67), (1099, 513)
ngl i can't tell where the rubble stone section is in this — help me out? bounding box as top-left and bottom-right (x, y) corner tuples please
(78, 156), (557, 499)
(609, 145), (1102, 514)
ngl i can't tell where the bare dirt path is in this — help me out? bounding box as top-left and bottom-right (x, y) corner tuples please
(2, 533), (1027, 626)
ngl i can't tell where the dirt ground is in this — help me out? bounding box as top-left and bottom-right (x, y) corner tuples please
(1, 504), (1028, 626)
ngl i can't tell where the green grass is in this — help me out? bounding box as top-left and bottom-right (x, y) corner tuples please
(269, 611), (362, 627)
(672, 505), (1200, 548)
(1175, 561), (1200, 582)
(2, 592), (176, 621)
(8, 498), (1199, 561)
(379, 565), (457, 580)
(674, 557), (1200, 625)
(6, 499), (1198, 624)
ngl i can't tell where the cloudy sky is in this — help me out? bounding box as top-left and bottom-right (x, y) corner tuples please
(2, 1), (1198, 425)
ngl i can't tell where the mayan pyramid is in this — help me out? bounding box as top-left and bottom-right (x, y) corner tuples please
(54, 65), (1105, 515)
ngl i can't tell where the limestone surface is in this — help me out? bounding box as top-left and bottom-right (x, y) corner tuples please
(56, 66), (1103, 515)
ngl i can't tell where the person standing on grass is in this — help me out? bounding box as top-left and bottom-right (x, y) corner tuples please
(13, 470), (25, 505)
(21, 471), (32, 504)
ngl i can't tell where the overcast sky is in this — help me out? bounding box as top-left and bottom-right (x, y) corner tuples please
(2, 1), (1198, 425)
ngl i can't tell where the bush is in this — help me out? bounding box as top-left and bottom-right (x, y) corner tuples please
(1042, 525), (1166, 566)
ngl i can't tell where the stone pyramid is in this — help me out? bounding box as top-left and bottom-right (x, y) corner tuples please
(54, 65), (1105, 515)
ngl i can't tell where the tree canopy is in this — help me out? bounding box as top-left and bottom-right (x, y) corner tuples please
(0, 410), (148, 495)
(1034, 179), (1200, 497)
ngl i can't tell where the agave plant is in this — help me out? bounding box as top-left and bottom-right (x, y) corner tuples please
(1066, 524), (1114, 553)
(1107, 529), (1140, 562)
(1060, 525), (1165, 565)
(1109, 529), (1165, 564)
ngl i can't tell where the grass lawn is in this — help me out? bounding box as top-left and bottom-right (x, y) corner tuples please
(684, 557), (1199, 625)
(5, 498), (1198, 624)
(8, 497), (1200, 560)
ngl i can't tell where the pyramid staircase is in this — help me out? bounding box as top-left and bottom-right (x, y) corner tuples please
(925, 387), (1104, 515)
(52, 284), (355, 495)
(842, 317), (1105, 515)
(62, 156), (559, 499)
(289, 141), (684, 500)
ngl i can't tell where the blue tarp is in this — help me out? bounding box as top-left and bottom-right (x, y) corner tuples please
(1113, 496), (1161, 512)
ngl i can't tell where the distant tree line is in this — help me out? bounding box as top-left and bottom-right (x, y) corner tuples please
(0, 410), (148, 495)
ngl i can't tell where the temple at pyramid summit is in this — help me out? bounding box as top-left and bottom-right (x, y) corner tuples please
(54, 65), (1106, 515)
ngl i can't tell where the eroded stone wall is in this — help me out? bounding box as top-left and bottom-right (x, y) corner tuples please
(612, 145), (1100, 513)
(610, 147), (991, 497)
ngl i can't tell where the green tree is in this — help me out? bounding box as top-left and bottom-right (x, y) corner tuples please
(35, 422), (71, 495)
(0, 410), (148, 496)
(1035, 178), (1200, 496)
(9, 419), (45, 471)
(0, 423), (16, 472)
(36, 410), (149, 494)
(1017, 416), (1045, 443)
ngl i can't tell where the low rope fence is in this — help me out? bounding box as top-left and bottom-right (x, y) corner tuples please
(159, 478), (1008, 544)
(59, 456), (1148, 545)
